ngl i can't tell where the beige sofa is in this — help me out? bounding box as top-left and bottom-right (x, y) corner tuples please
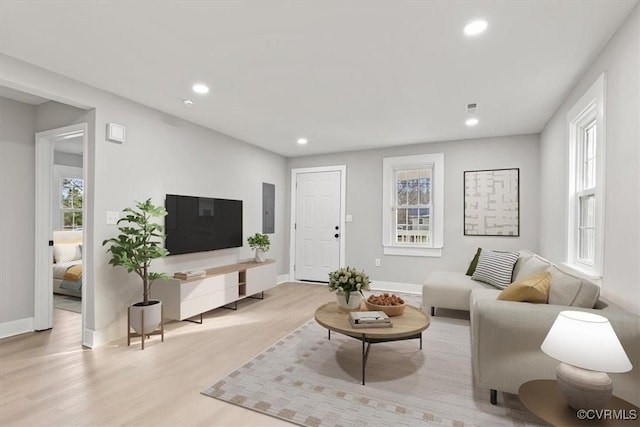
(423, 251), (640, 407)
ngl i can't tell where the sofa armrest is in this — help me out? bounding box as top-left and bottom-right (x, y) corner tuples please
(470, 296), (640, 405)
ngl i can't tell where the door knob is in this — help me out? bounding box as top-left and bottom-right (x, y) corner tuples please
(334, 233), (339, 238)
(335, 226), (339, 230)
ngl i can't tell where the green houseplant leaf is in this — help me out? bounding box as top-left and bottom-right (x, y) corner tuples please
(247, 233), (270, 251)
(102, 198), (170, 305)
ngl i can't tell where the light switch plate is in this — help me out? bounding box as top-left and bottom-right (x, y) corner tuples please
(106, 123), (126, 143)
(346, 214), (353, 222)
(106, 211), (120, 225)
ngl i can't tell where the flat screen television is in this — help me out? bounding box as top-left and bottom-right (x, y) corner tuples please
(165, 194), (243, 255)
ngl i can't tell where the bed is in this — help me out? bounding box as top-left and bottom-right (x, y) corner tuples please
(52, 230), (83, 298)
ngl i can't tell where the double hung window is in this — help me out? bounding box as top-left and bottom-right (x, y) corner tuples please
(567, 74), (605, 276)
(382, 153), (444, 257)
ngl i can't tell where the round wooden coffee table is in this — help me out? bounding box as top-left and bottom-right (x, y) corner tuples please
(314, 302), (430, 385)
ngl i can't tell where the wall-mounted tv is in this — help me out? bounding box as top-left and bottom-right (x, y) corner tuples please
(165, 194), (243, 255)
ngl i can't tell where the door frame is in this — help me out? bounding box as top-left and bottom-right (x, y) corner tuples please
(289, 165), (346, 281)
(34, 123), (88, 337)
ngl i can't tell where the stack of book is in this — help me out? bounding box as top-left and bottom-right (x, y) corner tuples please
(173, 270), (206, 280)
(348, 311), (392, 328)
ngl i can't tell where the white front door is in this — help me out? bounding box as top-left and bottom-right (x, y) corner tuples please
(294, 169), (343, 282)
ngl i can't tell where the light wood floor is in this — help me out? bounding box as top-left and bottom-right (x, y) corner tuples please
(0, 282), (335, 426)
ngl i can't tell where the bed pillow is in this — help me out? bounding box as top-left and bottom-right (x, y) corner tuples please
(497, 272), (551, 303)
(472, 249), (520, 289)
(53, 243), (82, 263)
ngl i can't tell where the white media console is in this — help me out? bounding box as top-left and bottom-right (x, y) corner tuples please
(153, 259), (277, 322)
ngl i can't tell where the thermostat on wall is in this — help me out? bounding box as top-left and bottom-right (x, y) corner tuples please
(106, 123), (126, 143)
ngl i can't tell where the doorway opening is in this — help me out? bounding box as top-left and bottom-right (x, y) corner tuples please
(35, 123), (88, 342)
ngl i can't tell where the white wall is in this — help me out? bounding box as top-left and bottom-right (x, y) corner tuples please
(288, 134), (540, 286)
(54, 152), (83, 168)
(1, 55), (288, 346)
(540, 5), (639, 314)
(0, 97), (36, 334)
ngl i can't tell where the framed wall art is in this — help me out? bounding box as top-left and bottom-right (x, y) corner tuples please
(464, 168), (519, 236)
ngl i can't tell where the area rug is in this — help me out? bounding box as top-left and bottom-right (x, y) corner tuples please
(53, 294), (81, 313)
(201, 298), (543, 426)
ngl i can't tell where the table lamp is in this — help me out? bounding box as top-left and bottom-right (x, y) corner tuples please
(541, 311), (632, 410)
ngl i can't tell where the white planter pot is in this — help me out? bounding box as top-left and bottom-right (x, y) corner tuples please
(254, 248), (267, 263)
(336, 292), (363, 312)
(129, 300), (162, 335)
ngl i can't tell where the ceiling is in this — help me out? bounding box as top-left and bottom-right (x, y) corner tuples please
(0, 1), (636, 157)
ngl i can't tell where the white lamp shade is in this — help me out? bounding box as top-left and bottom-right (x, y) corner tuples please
(541, 311), (632, 373)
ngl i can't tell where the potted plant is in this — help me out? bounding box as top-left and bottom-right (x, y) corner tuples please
(328, 266), (371, 311)
(247, 233), (270, 262)
(102, 198), (169, 338)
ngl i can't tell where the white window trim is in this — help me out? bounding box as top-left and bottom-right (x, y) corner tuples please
(566, 73), (606, 278)
(382, 153), (444, 257)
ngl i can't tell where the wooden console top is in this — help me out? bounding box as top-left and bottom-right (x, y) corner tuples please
(176, 259), (275, 282)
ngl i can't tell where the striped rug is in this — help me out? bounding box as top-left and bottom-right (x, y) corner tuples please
(201, 302), (543, 426)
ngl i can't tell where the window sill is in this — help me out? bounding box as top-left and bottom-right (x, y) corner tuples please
(383, 246), (442, 257)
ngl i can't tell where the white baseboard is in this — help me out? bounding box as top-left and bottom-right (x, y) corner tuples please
(277, 273), (290, 284)
(0, 317), (35, 339)
(82, 328), (99, 348)
(370, 280), (422, 295)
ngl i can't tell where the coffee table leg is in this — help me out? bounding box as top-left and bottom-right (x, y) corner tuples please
(362, 336), (371, 385)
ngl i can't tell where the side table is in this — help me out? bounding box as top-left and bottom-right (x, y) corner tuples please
(519, 380), (639, 426)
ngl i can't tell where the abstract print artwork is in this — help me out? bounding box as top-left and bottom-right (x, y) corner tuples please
(464, 168), (519, 236)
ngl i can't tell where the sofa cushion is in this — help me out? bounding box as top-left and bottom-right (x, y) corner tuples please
(472, 249), (520, 289)
(423, 271), (494, 311)
(53, 243), (82, 263)
(546, 266), (600, 308)
(513, 253), (553, 282)
(497, 272), (551, 303)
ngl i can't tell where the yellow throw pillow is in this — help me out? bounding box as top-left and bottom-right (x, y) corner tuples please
(497, 272), (551, 303)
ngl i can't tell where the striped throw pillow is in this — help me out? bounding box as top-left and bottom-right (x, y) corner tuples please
(472, 249), (520, 289)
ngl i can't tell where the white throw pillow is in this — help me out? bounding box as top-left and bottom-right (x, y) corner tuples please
(472, 249), (520, 289)
(53, 243), (82, 263)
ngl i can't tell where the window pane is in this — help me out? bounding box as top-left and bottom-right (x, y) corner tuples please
(396, 171), (407, 205)
(61, 178), (84, 209)
(580, 195), (595, 228)
(582, 123), (596, 190)
(396, 208), (407, 225)
(396, 225), (408, 243)
(407, 171), (419, 205)
(579, 228), (595, 263)
(419, 169), (432, 204)
(63, 211), (83, 230)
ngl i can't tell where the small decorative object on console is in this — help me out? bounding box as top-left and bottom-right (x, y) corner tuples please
(365, 293), (406, 317)
(173, 270), (206, 280)
(247, 233), (270, 263)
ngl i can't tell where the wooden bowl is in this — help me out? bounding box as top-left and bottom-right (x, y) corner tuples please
(364, 300), (406, 317)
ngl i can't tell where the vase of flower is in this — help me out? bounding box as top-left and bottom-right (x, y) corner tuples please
(328, 266), (371, 312)
(335, 291), (364, 311)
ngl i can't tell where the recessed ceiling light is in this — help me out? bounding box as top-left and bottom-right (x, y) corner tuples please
(464, 20), (488, 36)
(466, 118), (479, 126)
(192, 83), (209, 95)
(182, 98), (194, 107)
(297, 138), (308, 145)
